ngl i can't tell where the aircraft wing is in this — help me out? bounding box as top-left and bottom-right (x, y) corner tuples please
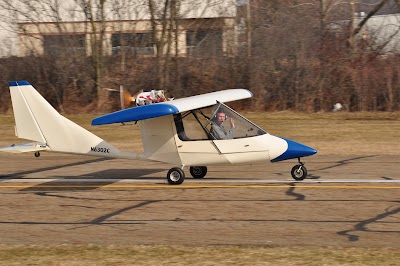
(92, 89), (252, 125)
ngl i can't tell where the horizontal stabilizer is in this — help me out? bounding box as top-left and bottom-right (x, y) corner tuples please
(0, 142), (49, 153)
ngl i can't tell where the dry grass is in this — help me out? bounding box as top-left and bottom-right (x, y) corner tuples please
(0, 245), (399, 265)
(1, 112), (399, 155)
(247, 112), (400, 155)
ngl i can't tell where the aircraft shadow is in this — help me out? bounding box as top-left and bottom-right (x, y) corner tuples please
(19, 168), (166, 192)
(0, 157), (113, 179)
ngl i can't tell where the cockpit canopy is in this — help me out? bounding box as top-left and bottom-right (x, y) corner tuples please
(174, 102), (266, 141)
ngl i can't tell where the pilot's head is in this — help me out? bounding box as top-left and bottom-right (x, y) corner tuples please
(216, 110), (226, 125)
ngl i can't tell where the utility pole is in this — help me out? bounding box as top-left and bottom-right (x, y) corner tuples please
(320, 0), (325, 46)
(349, 0), (356, 51)
(120, 85), (124, 110)
(246, 0), (252, 58)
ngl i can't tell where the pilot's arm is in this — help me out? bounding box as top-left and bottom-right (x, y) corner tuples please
(227, 127), (234, 139)
(228, 118), (235, 138)
(211, 123), (234, 140)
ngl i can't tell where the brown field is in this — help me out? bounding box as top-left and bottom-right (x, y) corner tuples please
(0, 113), (399, 265)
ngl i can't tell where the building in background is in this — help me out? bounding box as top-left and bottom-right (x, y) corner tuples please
(18, 18), (236, 58)
(17, 0), (239, 58)
(354, 0), (400, 53)
(329, 0), (400, 53)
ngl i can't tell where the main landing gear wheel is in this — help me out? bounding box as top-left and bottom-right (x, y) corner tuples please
(291, 164), (308, 181)
(167, 167), (185, 185)
(189, 166), (207, 179)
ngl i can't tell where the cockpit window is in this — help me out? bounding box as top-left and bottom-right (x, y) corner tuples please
(174, 103), (266, 141)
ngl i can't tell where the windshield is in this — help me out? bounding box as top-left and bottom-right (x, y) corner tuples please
(174, 103), (266, 141)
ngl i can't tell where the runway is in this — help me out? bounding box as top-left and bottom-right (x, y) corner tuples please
(1, 154), (399, 185)
(0, 154), (399, 247)
(2, 178), (400, 183)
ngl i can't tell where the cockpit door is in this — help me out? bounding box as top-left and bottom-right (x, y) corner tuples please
(211, 135), (270, 164)
(212, 135), (269, 154)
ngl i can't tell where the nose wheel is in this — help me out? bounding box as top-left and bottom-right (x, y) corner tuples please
(291, 159), (308, 181)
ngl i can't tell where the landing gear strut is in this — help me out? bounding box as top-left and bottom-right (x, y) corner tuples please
(291, 158), (308, 181)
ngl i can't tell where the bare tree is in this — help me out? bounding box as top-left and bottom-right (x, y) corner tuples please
(72, 0), (108, 110)
(348, 0), (392, 49)
(0, 0), (84, 112)
(147, 0), (175, 91)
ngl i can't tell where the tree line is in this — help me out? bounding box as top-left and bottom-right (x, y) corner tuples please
(0, 0), (400, 113)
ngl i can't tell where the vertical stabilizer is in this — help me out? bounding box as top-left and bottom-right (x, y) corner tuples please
(10, 81), (46, 143)
(8, 81), (124, 157)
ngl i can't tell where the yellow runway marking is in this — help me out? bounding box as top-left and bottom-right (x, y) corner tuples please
(0, 185), (400, 189)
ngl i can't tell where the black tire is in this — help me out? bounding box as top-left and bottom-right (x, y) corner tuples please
(291, 165), (308, 181)
(167, 167), (185, 185)
(189, 166), (208, 179)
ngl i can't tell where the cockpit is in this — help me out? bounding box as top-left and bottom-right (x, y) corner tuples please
(174, 102), (267, 141)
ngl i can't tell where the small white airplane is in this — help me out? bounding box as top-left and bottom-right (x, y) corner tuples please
(0, 81), (317, 184)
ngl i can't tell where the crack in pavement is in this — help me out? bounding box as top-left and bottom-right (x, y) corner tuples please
(90, 200), (159, 224)
(317, 156), (376, 171)
(33, 191), (150, 202)
(337, 205), (400, 242)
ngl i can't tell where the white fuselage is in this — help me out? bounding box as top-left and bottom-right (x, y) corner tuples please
(139, 116), (288, 166)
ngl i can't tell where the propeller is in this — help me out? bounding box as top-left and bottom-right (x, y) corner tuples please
(123, 89), (136, 107)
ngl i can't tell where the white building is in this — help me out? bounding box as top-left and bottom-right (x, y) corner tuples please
(16, 0), (239, 57)
(355, 13), (400, 53)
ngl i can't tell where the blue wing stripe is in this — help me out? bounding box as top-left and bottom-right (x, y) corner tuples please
(9, 80), (31, 86)
(17, 80), (31, 86)
(92, 103), (179, 125)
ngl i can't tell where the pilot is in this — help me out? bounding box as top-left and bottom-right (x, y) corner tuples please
(211, 109), (235, 140)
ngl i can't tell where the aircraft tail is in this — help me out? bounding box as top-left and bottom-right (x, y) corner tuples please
(4, 81), (129, 158)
